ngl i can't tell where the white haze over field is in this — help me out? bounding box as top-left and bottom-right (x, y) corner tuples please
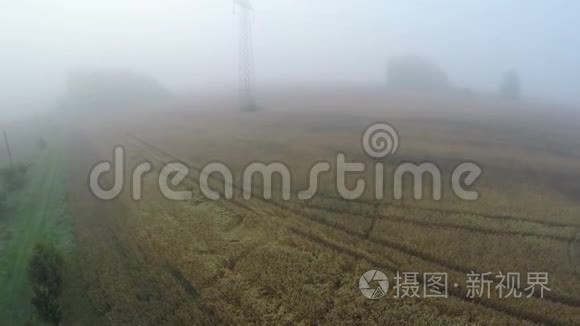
(1, 0), (579, 121)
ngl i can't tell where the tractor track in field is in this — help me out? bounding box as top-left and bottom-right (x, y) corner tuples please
(317, 193), (580, 229)
(298, 202), (574, 242)
(286, 226), (399, 271)
(131, 135), (575, 242)
(287, 227), (568, 326)
(273, 200), (580, 307)
(128, 136), (580, 314)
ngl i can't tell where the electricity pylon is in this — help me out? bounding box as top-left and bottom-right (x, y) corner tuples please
(234, 0), (259, 111)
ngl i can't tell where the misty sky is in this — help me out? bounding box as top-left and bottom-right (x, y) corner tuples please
(1, 1), (579, 121)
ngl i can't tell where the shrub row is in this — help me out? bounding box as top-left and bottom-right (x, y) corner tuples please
(28, 243), (64, 325)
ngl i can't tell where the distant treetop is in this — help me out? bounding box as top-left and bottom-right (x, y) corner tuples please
(499, 70), (521, 100)
(63, 68), (171, 110)
(387, 55), (450, 93)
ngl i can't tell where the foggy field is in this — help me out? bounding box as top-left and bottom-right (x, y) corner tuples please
(57, 90), (580, 324)
(2, 1), (580, 325)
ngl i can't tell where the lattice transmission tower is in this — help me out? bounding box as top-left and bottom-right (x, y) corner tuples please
(234, 0), (259, 111)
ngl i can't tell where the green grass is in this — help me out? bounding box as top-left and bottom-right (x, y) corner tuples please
(0, 144), (74, 325)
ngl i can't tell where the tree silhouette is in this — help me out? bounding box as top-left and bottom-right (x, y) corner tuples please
(500, 70), (521, 100)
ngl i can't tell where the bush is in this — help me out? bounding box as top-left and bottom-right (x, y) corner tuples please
(0, 164), (28, 192)
(28, 243), (64, 325)
(0, 191), (6, 217)
(37, 138), (48, 150)
(31, 286), (62, 324)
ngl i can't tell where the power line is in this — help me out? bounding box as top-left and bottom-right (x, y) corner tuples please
(3, 130), (13, 168)
(234, 0), (259, 111)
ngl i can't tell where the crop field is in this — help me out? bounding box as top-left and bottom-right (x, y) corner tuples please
(62, 90), (580, 325)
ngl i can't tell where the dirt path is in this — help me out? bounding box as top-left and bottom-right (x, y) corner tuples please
(0, 149), (64, 324)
